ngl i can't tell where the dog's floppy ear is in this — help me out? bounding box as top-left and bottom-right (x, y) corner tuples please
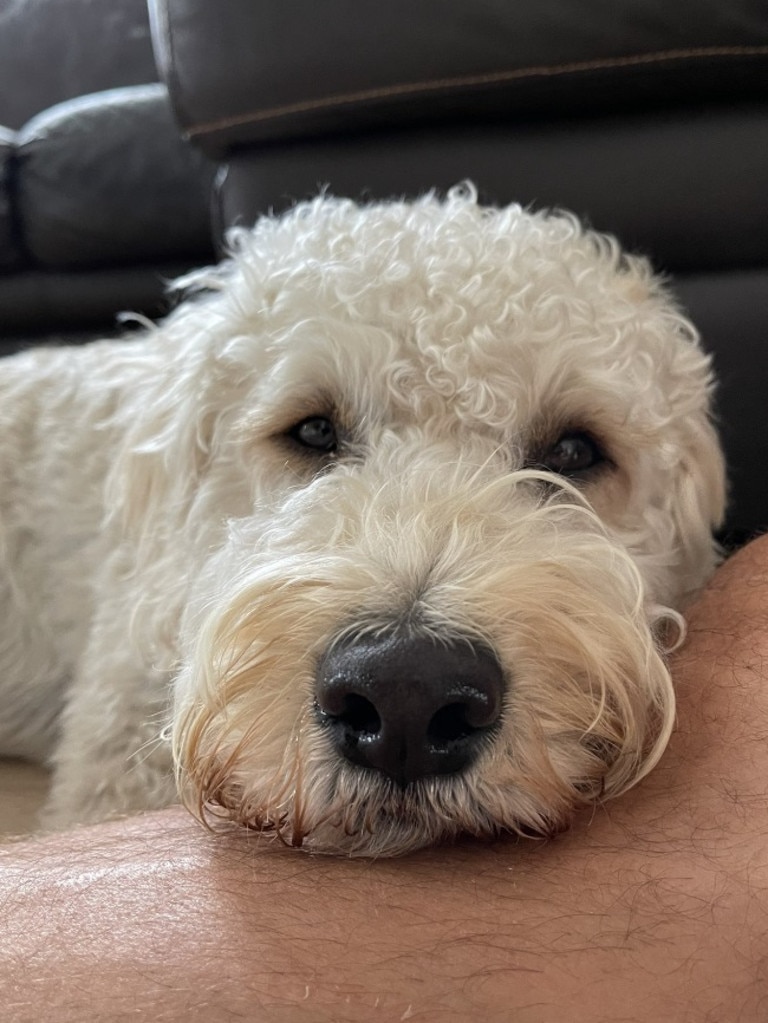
(107, 228), (278, 562)
(106, 284), (237, 554)
(670, 411), (727, 597)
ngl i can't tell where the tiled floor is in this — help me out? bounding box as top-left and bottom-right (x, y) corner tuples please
(0, 760), (49, 839)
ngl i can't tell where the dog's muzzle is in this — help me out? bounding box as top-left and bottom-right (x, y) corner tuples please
(315, 631), (505, 787)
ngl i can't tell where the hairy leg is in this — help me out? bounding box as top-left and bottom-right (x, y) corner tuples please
(2, 538), (767, 1023)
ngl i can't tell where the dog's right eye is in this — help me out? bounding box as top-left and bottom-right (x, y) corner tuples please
(539, 430), (606, 477)
(288, 416), (339, 454)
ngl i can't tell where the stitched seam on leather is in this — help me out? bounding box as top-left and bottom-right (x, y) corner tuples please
(185, 45), (768, 139)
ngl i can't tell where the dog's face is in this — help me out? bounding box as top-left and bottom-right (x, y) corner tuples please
(122, 190), (725, 855)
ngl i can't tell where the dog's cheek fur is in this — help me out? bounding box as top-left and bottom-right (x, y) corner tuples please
(669, 414), (726, 589)
(642, 326), (725, 604)
(589, 424), (724, 613)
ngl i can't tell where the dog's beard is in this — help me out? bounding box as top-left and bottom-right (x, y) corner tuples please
(175, 697), (638, 857)
(171, 469), (679, 856)
(211, 767), (560, 858)
(172, 595), (676, 856)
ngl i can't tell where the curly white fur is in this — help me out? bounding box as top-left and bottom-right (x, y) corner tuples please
(0, 186), (725, 855)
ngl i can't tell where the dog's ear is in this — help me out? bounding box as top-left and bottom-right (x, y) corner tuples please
(105, 298), (233, 554)
(670, 412), (727, 597)
(105, 238), (261, 549)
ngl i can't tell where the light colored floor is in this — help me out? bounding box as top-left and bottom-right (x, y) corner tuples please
(0, 759), (49, 839)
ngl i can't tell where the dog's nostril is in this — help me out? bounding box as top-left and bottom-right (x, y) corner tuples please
(428, 703), (474, 744)
(335, 694), (381, 738)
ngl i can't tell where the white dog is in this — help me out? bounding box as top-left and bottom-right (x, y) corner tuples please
(0, 187), (725, 855)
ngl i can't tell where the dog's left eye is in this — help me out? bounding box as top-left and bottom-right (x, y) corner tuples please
(288, 416), (338, 454)
(540, 431), (604, 476)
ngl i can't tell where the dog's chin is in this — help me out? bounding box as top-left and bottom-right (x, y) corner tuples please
(197, 767), (572, 858)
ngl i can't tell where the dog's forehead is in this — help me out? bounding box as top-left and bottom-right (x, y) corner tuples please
(257, 198), (648, 328)
(256, 243), (660, 404)
(215, 197), (709, 439)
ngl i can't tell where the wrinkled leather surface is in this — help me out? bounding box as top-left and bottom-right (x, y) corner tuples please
(16, 84), (216, 269)
(151, 0), (768, 154)
(1, 2), (215, 332)
(0, 0), (157, 130)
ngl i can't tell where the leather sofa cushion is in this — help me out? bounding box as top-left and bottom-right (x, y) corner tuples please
(0, 0), (157, 131)
(150, 0), (768, 155)
(15, 84), (215, 269)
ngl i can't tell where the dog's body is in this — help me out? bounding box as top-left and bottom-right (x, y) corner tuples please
(0, 189), (725, 854)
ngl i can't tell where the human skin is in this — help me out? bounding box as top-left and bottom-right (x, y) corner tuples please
(1, 539), (767, 1023)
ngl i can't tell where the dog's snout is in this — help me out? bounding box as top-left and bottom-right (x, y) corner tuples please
(315, 632), (505, 787)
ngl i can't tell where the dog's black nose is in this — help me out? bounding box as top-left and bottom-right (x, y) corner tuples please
(315, 632), (505, 787)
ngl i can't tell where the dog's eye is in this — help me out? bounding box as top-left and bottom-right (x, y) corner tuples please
(288, 416), (338, 454)
(541, 431), (604, 477)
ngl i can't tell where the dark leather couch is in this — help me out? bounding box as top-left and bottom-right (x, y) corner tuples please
(149, 0), (768, 544)
(0, 0), (214, 342)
